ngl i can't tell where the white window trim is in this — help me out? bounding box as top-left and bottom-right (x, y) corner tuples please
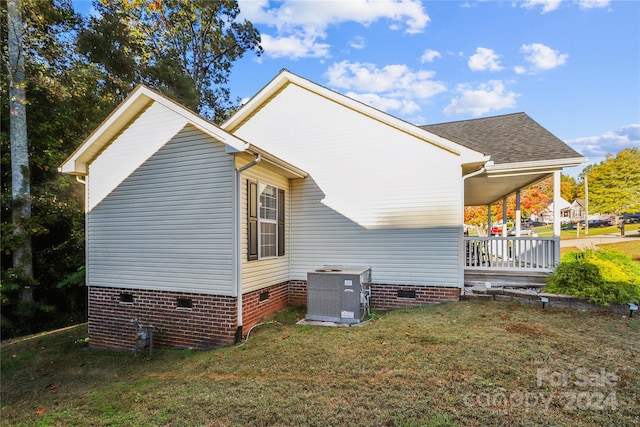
(258, 181), (278, 260)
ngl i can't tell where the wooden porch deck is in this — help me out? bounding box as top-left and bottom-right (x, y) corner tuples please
(464, 236), (558, 288)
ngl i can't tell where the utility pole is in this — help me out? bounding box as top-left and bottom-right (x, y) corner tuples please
(585, 175), (589, 235)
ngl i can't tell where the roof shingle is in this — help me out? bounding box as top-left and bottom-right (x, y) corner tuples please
(420, 112), (583, 165)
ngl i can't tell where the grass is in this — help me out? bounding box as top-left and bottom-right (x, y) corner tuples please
(466, 223), (639, 239)
(561, 240), (640, 263)
(536, 223), (640, 239)
(2, 301), (639, 426)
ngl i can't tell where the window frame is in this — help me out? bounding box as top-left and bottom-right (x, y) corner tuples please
(247, 179), (285, 261)
(258, 182), (278, 259)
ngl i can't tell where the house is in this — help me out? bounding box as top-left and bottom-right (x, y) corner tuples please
(59, 70), (585, 350)
(541, 198), (571, 224)
(567, 199), (586, 222)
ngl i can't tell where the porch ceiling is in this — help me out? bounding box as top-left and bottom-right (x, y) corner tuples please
(421, 112), (586, 207)
(464, 171), (549, 206)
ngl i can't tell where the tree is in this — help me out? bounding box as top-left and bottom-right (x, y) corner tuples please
(464, 174), (573, 226)
(6, 0), (33, 303)
(2, 0), (114, 337)
(78, 0), (262, 122)
(587, 148), (640, 215)
(561, 174), (581, 202)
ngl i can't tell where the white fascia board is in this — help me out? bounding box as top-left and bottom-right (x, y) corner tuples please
(59, 85), (248, 176)
(59, 86), (153, 175)
(223, 70), (487, 161)
(137, 86), (248, 152)
(486, 157), (587, 176)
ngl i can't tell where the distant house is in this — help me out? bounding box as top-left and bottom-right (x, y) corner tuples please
(567, 199), (586, 222)
(59, 70), (584, 350)
(542, 198), (571, 224)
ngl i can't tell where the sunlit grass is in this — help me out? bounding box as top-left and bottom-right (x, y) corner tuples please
(2, 301), (639, 426)
(535, 223), (640, 238)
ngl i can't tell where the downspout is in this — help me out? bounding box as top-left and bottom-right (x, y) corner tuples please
(234, 154), (261, 343)
(460, 165), (487, 296)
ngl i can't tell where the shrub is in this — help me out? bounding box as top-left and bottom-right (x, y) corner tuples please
(545, 248), (640, 306)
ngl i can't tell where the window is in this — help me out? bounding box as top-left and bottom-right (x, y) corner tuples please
(248, 180), (285, 261)
(259, 183), (278, 258)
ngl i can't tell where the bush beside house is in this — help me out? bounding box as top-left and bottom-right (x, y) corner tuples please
(545, 248), (640, 306)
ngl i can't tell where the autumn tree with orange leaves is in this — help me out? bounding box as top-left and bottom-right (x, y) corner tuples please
(464, 175), (582, 226)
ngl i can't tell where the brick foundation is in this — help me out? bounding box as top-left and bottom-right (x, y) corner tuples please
(88, 281), (460, 351)
(88, 287), (237, 351)
(284, 280), (460, 311)
(370, 283), (460, 310)
(241, 282), (289, 333)
(287, 280), (308, 306)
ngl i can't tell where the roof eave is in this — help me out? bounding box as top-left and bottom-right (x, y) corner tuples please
(59, 85), (249, 176)
(246, 144), (308, 179)
(485, 157), (587, 177)
(222, 70), (491, 161)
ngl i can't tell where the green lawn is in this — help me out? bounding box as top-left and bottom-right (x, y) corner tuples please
(2, 301), (638, 426)
(536, 223), (640, 239)
(561, 240), (640, 263)
(467, 223), (640, 239)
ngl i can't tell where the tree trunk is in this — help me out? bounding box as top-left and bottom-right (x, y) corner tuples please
(7, 0), (34, 303)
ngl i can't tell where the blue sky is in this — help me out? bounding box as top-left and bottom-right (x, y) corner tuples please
(72, 0), (639, 178)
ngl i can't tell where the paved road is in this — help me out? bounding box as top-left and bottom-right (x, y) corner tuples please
(560, 232), (640, 249)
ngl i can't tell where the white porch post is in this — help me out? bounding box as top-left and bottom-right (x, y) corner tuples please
(553, 171), (561, 263)
(515, 190), (521, 236)
(487, 203), (492, 236)
(502, 197), (508, 235)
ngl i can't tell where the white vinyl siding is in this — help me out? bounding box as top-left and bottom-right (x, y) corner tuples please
(241, 165), (290, 294)
(233, 84), (463, 287)
(87, 102), (190, 211)
(87, 124), (235, 295)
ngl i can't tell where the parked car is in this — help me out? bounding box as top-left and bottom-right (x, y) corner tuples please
(524, 221), (546, 227)
(508, 228), (533, 236)
(490, 225), (504, 236)
(588, 220), (609, 228)
(622, 214), (640, 224)
(599, 216), (614, 226)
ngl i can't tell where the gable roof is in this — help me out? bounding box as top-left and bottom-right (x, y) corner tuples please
(420, 112), (583, 165)
(222, 69), (487, 163)
(59, 85), (306, 179)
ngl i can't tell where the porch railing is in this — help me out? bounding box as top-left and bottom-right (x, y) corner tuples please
(464, 236), (558, 272)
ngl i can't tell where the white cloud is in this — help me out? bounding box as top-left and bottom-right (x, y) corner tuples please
(420, 49), (442, 63)
(260, 33), (330, 59)
(514, 65), (527, 74)
(468, 47), (504, 72)
(349, 36), (366, 50)
(324, 61), (446, 115)
(346, 92), (421, 115)
(326, 61), (446, 97)
(521, 0), (563, 13)
(577, 0), (610, 10)
(521, 0), (610, 13)
(443, 80), (519, 116)
(567, 124), (640, 158)
(520, 43), (568, 71)
(239, 0), (429, 59)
